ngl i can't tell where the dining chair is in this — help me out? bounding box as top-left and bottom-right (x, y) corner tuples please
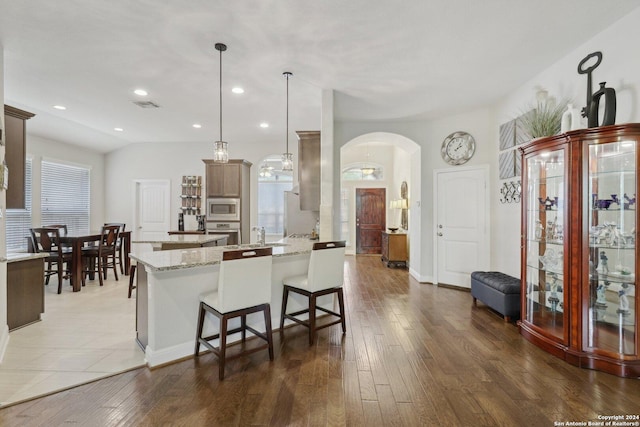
(104, 222), (126, 274)
(280, 241), (346, 345)
(81, 224), (120, 287)
(195, 247), (274, 380)
(30, 227), (73, 294)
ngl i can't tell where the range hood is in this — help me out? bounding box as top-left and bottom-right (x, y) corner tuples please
(296, 131), (320, 211)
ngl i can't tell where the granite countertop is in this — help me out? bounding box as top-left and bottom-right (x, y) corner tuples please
(4, 252), (50, 263)
(132, 233), (228, 244)
(130, 237), (315, 272)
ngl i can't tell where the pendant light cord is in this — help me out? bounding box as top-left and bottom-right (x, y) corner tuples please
(286, 72), (290, 153)
(219, 45), (223, 142)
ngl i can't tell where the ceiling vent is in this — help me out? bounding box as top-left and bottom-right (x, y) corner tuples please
(132, 101), (160, 109)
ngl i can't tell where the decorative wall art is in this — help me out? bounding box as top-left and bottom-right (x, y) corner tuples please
(498, 110), (532, 180)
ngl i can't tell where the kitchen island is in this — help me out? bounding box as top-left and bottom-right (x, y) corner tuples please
(130, 238), (325, 367)
(132, 233), (228, 251)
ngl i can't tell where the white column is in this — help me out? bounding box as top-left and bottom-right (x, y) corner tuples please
(319, 89), (334, 240)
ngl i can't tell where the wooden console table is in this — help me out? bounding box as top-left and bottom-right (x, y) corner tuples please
(381, 232), (407, 268)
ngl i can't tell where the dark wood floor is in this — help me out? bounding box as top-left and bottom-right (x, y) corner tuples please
(1, 255), (639, 426)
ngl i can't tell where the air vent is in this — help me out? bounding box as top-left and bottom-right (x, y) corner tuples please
(132, 101), (161, 109)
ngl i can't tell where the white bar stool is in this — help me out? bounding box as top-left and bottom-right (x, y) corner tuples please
(194, 247), (274, 380)
(280, 241), (346, 345)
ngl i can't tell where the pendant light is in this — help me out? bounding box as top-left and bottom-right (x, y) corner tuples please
(213, 43), (229, 163)
(281, 71), (293, 172)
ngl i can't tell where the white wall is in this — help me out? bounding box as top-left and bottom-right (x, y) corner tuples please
(335, 107), (495, 282)
(27, 135), (105, 230)
(492, 6), (640, 277)
(104, 140), (299, 235)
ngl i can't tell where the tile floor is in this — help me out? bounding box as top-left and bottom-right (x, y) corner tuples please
(0, 274), (145, 407)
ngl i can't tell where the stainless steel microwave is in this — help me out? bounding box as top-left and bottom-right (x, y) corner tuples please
(206, 198), (240, 221)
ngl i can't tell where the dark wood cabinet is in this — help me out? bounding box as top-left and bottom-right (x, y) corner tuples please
(204, 161), (247, 198)
(520, 124), (640, 377)
(4, 105), (35, 209)
(297, 131), (320, 211)
(7, 256), (45, 330)
(381, 232), (407, 268)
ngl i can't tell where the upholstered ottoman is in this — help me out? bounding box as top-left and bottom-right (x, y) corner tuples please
(471, 271), (521, 322)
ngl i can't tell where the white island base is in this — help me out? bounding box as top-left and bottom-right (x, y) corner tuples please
(131, 239), (334, 367)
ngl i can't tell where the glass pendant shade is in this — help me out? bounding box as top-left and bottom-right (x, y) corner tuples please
(213, 43), (229, 163)
(213, 140), (228, 163)
(281, 152), (293, 171)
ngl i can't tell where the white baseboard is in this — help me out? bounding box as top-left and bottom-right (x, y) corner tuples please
(145, 341), (193, 368)
(410, 268), (433, 284)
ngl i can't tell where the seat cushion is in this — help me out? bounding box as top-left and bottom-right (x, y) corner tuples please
(283, 274), (308, 289)
(201, 291), (221, 312)
(470, 271), (520, 294)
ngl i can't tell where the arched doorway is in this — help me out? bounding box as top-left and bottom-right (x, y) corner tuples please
(340, 132), (421, 278)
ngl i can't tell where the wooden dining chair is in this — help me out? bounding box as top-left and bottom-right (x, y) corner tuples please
(105, 222), (126, 274)
(30, 227), (73, 294)
(81, 224), (120, 287)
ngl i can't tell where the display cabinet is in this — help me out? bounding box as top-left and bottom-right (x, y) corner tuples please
(180, 175), (201, 215)
(520, 124), (640, 377)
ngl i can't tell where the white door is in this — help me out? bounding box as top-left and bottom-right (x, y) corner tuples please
(133, 180), (171, 240)
(434, 166), (489, 288)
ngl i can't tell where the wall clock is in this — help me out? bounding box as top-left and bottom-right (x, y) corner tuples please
(441, 131), (476, 165)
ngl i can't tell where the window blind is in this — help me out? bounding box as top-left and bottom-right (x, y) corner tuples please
(41, 160), (90, 234)
(5, 157), (33, 251)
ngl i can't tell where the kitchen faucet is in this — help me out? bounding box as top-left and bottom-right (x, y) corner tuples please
(252, 226), (265, 246)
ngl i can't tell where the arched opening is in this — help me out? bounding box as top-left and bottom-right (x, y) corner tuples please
(339, 133), (421, 277)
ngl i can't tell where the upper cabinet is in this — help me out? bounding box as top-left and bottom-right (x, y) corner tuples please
(4, 105), (35, 209)
(297, 131), (320, 211)
(203, 160), (251, 198)
(520, 124), (640, 377)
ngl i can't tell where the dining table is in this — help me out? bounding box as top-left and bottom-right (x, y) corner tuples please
(59, 230), (131, 292)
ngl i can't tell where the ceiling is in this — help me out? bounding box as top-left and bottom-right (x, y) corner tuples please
(1, 1), (638, 153)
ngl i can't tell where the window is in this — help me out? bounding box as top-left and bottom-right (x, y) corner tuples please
(5, 157), (33, 251)
(41, 160), (90, 234)
(257, 157), (293, 235)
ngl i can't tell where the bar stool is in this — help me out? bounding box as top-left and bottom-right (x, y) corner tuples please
(195, 247), (274, 380)
(280, 241), (346, 345)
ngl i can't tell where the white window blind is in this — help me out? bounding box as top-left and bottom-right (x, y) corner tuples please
(41, 160), (90, 234)
(5, 157), (33, 252)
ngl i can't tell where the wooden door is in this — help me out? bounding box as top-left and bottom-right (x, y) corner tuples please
(435, 167), (489, 288)
(356, 188), (385, 254)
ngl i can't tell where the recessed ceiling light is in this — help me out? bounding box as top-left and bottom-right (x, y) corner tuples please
(114, 127), (124, 132)
(260, 122), (269, 128)
(232, 87), (244, 94)
(53, 105), (66, 110)
(134, 89), (148, 96)
(193, 124), (202, 129)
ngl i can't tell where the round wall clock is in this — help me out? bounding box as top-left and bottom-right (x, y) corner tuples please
(441, 131), (476, 165)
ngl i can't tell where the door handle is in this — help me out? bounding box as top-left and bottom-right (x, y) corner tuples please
(137, 226), (143, 229)
(437, 232), (443, 236)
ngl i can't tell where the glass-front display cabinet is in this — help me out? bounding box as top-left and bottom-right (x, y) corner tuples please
(520, 124), (640, 377)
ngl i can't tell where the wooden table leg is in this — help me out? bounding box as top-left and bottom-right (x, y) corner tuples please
(71, 239), (83, 292)
(124, 232), (131, 275)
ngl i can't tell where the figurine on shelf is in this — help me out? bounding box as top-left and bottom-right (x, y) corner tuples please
(535, 220), (544, 240)
(624, 193), (636, 210)
(546, 217), (557, 241)
(598, 251), (609, 274)
(538, 196), (556, 210)
(617, 283), (631, 316)
(611, 194), (620, 208)
(596, 282), (608, 306)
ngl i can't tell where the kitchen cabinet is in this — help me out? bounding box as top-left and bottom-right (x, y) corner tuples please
(204, 161), (250, 198)
(297, 131), (320, 211)
(381, 232), (407, 268)
(520, 123), (640, 377)
(4, 105), (35, 209)
(7, 254), (46, 330)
